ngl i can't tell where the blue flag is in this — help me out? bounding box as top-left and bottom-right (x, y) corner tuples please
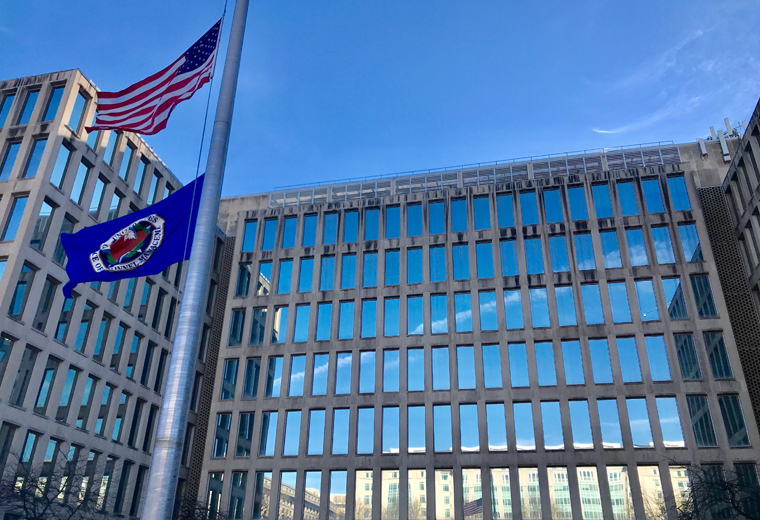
(61, 175), (204, 297)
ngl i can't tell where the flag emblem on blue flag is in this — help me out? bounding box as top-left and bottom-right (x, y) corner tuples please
(61, 175), (204, 297)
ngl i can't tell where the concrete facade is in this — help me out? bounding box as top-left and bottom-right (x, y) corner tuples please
(0, 70), (222, 518)
(200, 140), (760, 520)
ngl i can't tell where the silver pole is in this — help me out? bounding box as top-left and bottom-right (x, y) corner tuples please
(142, 0), (249, 518)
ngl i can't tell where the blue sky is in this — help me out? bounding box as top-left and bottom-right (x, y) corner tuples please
(2, 1), (759, 196)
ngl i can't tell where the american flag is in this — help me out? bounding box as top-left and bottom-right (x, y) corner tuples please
(86, 19), (222, 136)
(462, 497), (483, 516)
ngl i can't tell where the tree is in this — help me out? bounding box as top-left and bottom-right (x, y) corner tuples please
(672, 464), (760, 520)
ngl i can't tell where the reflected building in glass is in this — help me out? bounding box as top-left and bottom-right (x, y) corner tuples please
(198, 136), (760, 520)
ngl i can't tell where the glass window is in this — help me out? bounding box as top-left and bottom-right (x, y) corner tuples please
(645, 336), (671, 381)
(549, 235), (570, 272)
(30, 200), (55, 251)
(690, 275), (718, 318)
(718, 394), (750, 447)
(332, 409), (349, 455)
(678, 224), (703, 262)
(213, 413), (231, 458)
(656, 397), (684, 447)
(608, 282), (632, 323)
(243, 358), (260, 399)
(407, 204), (422, 236)
(456, 346), (476, 389)
(652, 227), (676, 264)
(432, 347), (450, 390)
(0, 93), (14, 127)
(359, 352), (375, 394)
(384, 298), (400, 337)
(256, 262), (272, 297)
(364, 208), (379, 240)
(341, 253), (356, 289)
(408, 348), (425, 392)
(535, 342), (556, 386)
(625, 229), (648, 266)
(433, 405), (452, 452)
(529, 288), (550, 328)
(277, 260), (293, 294)
(408, 296), (423, 335)
(324, 213), (338, 244)
(18, 90), (39, 125)
(454, 293), (472, 332)
(597, 399), (623, 448)
(407, 248), (423, 284)
(499, 239), (518, 276)
(667, 176), (691, 210)
(320, 255), (335, 291)
(642, 179), (664, 213)
(635, 280), (659, 321)
(272, 306), (288, 343)
(299, 258), (314, 292)
(50, 144), (74, 188)
(68, 91), (87, 131)
(228, 309), (245, 346)
(336, 301), (354, 340)
(574, 233), (596, 270)
(261, 219), (277, 250)
(480, 344), (502, 388)
(356, 407), (374, 454)
(589, 339), (613, 384)
(662, 278), (688, 320)
(307, 410), (325, 454)
(0, 142), (20, 182)
(453, 244), (470, 280)
(704, 332), (733, 379)
(520, 192), (539, 225)
(473, 197), (491, 230)
(383, 350), (399, 392)
(517, 467), (541, 519)
(569, 400), (593, 449)
(674, 334), (701, 380)
(220, 359), (238, 400)
(626, 398), (653, 447)
(581, 284), (604, 324)
(475, 242), (494, 278)
(430, 246), (446, 282)
(592, 184), (613, 218)
(617, 182), (639, 215)
(3, 196), (27, 241)
(460, 404), (480, 452)
(576, 468), (603, 520)
(431, 294), (448, 333)
(258, 411), (278, 456)
(617, 337), (642, 382)
(384, 250), (399, 285)
(513, 403), (535, 451)
(363, 252), (377, 287)
(23, 138), (46, 179)
(685, 395), (717, 447)
(543, 189), (563, 223)
(524, 238), (544, 274)
(282, 410), (302, 456)
(293, 304), (310, 342)
(311, 353), (329, 396)
(509, 344), (529, 387)
(429, 201), (444, 234)
(344, 210), (358, 243)
(385, 206), (401, 239)
(265, 357), (283, 397)
(479, 291), (498, 331)
(302, 214), (317, 246)
(382, 407), (400, 454)
(504, 289), (524, 329)
(361, 300), (376, 338)
(316, 303), (332, 341)
(335, 353), (352, 395)
(497, 193), (514, 227)
(554, 286), (577, 326)
(484, 403), (507, 452)
(451, 199), (468, 232)
(599, 231), (622, 268)
(403, 406), (425, 456)
(568, 186), (588, 220)
(70, 161), (89, 205)
(281, 217), (297, 248)
(562, 340), (584, 385)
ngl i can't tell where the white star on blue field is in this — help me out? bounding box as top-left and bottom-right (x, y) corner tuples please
(3, 1), (759, 195)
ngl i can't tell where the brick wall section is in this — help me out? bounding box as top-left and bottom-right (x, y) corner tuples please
(186, 235), (236, 503)
(699, 186), (760, 434)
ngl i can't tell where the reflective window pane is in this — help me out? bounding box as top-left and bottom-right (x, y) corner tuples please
(524, 238), (544, 274)
(316, 303), (331, 341)
(691, 275), (718, 318)
(433, 405), (452, 452)
(474, 196), (491, 230)
(482, 344), (502, 388)
(642, 179), (664, 213)
(407, 248), (423, 284)
(408, 405), (426, 453)
(497, 193), (514, 227)
(363, 252), (377, 287)
(704, 332), (733, 379)
(383, 250), (399, 287)
(432, 347), (450, 390)
(460, 404), (479, 452)
(562, 340), (585, 385)
(364, 208), (379, 241)
(668, 176), (691, 210)
(335, 353), (352, 395)
(626, 398), (653, 448)
(382, 406), (399, 453)
(652, 227), (676, 264)
(332, 409), (349, 454)
(555, 286), (577, 326)
(476, 242), (494, 278)
(383, 350), (399, 392)
(662, 278), (688, 320)
(574, 233), (596, 270)
(549, 235), (570, 273)
(520, 192), (539, 225)
(486, 403), (508, 451)
(600, 231), (623, 268)
(541, 401), (563, 450)
(408, 348), (424, 392)
(508, 344), (528, 388)
(529, 288), (550, 328)
(386, 206), (400, 239)
(568, 186), (588, 220)
(678, 224), (703, 262)
(674, 334), (702, 380)
(593, 184), (613, 218)
(499, 239), (518, 276)
(457, 346), (476, 389)
(589, 339), (613, 384)
(646, 336), (671, 381)
(581, 284), (604, 325)
(547, 467), (572, 519)
(518, 467), (541, 519)
(430, 246), (446, 282)
(320, 256), (335, 291)
(277, 260), (293, 294)
(685, 395), (717, 447)
(544, 190), (563, 223)
(359, 351), (375, 394)
(513, 403), (535, 451)
(407, 204), (422, 237)
(597, 399), (623, 449)
(625, 229), (648, 266)
(272, 306), (288, 343)
(454, 293), (473, 332)
(338, 301), (354, 340)
(262, 219), (277, 250)
(479, 291), (498, 331)
(635, 280), (659, 321)
(282, 217), (296, 248)
(341, 254), (356, 289)
(504, 290), (524, 329)
(576, 468), (602, 519)
(718, 394), (750, 447)
(312, 354), (329, 396)
(361, 300), (376, 338)
(451, 199), (468, 232)
(429, 201), (444, 234)
(453, 244), (470, 280)
(283, 410), (301, 456)
(344, 211), (358, 243)
(617, 337), (642, 382)
(569, 400), (593, 449)
(356, 408), (374, 454)
(408, 296), (423, 335)
(608, 282), (632, 323)
(535, 342), (557, 386)
(299, 258), (314, 292)
(617, 182), (639, 215)
(656, 397), (684, 447)
(384, 298), (400, 337)
(294, 304), (310, 342)
(431, 295), (448, 333)
(323, 213), (338, 244)
(265, 357), (283, 397)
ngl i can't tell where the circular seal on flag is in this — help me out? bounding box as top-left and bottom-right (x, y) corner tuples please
(90, 214), (166, 273)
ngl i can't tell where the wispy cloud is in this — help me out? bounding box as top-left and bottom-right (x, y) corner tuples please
(592, 94), (704, 134)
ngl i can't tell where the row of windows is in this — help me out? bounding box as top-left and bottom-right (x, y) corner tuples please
(235, 223), (704, 301)
(0, 84), (85, 131)
(212, 391), (749, 462)
(229, 273), (719, 347)
(219, 334), (734, 403)
(208, 464), (758, 520)
(0, 423), (152, 517)
(238, 175), (692, 251)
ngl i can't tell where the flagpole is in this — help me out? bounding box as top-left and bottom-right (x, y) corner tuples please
(142, 0), (249, 518)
